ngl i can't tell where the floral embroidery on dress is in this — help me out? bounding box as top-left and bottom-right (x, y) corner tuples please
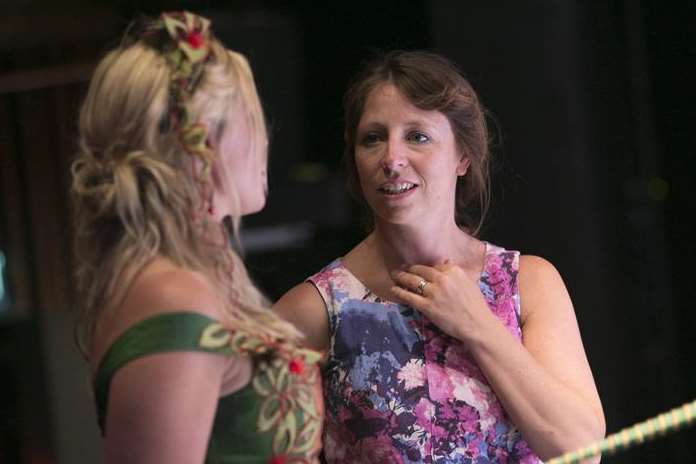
(199, 323), (323, 463)
(309, 242), (542, 464)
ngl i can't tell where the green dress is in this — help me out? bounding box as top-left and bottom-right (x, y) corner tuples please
(93, 312), (323, 464)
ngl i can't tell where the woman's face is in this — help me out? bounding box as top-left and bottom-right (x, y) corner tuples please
(354, 83), (469, 226)
(212, 105), (268, 219)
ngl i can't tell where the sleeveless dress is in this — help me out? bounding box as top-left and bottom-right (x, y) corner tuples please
(93, 312), (323, 464)
(308, 242), (541, 464)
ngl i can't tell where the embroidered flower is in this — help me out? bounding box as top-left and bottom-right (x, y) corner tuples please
(289, 358), (304, 374)
(186, 30), (204, 48)
(199, 322), (322, 463)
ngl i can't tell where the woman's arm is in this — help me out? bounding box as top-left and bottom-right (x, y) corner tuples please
(392, 256), (605, 461)
(97, 264), (235, 464)
(273, 282), (330, 353)
(104, 351), (227, 463)
(470, 256), (604, 461)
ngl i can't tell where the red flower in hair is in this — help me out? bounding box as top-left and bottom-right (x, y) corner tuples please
(289, 358), (304, 375)
(186, 30), (204, 48)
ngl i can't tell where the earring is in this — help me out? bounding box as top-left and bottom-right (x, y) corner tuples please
(207, 192), (215, 215)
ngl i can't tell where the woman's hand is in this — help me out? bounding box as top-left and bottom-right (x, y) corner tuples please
(390, 263), (497, 342)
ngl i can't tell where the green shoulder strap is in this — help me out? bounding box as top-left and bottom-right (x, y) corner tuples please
(93, 311), (233, 431)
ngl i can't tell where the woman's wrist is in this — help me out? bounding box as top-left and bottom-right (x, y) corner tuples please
(454, 304), (506, 350)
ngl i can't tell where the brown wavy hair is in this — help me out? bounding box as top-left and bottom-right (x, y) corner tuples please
(343, 50), (491, 234)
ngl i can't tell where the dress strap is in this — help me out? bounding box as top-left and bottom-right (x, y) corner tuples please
(306, 259), (344, 334)
(93, 311), (233, 431)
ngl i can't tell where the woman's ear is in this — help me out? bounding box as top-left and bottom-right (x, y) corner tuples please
(209, 154), (225, 191)
(457, 155), (471, 176)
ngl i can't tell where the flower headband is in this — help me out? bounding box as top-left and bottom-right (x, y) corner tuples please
(140, 11), (215, 175)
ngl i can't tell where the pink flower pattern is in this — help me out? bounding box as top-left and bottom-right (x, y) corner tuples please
(308, 243), (541, 463)
(398, 359), (426, 390)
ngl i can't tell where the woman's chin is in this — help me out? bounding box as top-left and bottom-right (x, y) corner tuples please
(240, 198), (267, 216)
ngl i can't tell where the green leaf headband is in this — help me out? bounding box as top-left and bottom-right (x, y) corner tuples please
(141, 11), (215, 176)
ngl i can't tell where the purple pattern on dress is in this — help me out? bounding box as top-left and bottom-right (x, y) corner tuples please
(308, 243), (541, 464)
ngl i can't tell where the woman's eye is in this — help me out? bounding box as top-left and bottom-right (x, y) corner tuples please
(408, 131), (430, 143)
(360, 132), (382, 146)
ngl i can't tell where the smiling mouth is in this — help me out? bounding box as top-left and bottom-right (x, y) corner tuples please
(378, 182), (418, 195)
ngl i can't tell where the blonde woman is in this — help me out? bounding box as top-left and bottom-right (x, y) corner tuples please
(71, 12), (322, 464)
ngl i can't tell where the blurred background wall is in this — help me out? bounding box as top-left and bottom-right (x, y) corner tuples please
(0, 1), (694, 463)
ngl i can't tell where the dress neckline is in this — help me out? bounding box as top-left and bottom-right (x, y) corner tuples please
(335, 241), (491, 305)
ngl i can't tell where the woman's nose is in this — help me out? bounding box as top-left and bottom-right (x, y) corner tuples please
(381, 140), (407, 175)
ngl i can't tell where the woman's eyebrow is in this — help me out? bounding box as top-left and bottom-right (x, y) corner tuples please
(357, 121), (386, 131)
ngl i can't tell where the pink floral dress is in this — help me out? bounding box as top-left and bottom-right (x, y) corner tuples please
(308, 242), (541, 463)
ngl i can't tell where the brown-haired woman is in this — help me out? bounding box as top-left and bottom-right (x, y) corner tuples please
(275, 50), (604, 463)
(72, 12), (322, 463)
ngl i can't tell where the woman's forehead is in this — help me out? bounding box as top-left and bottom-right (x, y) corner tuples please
(359, 83), (449, 129)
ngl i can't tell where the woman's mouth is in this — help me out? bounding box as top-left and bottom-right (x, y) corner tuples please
(378, 182), (418, 195)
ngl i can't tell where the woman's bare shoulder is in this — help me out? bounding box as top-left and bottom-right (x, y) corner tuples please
(274, 281), (330, 352)
(275, 281), (325, 311)
(518, 255), (566, 292)
(92, 258), (225, 366)
(518, 254), (573, 324)
(112, 258), (224, 325)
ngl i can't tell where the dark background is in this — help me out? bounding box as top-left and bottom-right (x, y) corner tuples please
(0, 1), (694, 463)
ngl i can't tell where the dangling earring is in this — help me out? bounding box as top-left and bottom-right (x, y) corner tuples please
(207, 194), (215, 215)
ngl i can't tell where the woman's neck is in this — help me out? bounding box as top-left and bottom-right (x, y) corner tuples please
(370, 218), (481, 272)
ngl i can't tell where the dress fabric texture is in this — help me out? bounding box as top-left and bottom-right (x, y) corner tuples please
(308, 242), (542, 464)
(94, 311), (323, 464)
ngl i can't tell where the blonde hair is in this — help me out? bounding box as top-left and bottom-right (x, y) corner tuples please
(71, 27), (301, 357)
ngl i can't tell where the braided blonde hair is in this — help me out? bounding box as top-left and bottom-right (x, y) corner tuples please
(71, 21), (301, 357)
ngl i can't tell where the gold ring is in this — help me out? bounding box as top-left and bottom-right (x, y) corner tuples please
(416, 279), (428, 295)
